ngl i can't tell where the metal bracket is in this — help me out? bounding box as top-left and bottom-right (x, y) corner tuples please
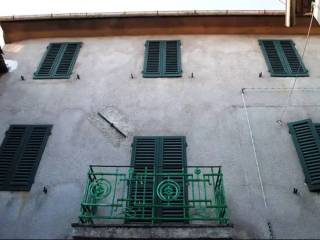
(97, 112), (127, 138)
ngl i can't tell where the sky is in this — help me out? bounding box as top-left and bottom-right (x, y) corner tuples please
(0, 0), (285, 16)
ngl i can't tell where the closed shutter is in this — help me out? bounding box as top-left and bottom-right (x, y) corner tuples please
(128, 136), (187, 223)
(157, 136), (188, 222)
(259, 40), (309, 77)
(144, 41), (161, 77)
(143, 40), (182, 78)
(259, 40), (286, 76)
(0, 125), (52, 191)
(288, 119), (320, 191)
(55, 43), (82, 77)
(127, 137), (158, 222)
(34, 42), (81, 79)
(164, 41), (181, 76)
(280, 40), (308, 76)
(34, 43), (63, 78)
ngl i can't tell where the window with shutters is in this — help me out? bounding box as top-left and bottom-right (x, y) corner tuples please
(259, 40), (309, 77)
(288, 119), (320, 191)
(128, 136), (188, 223)
(0, 125), (52, 191)
(33, 42), (82, 79)
(143, 40), (182, 78)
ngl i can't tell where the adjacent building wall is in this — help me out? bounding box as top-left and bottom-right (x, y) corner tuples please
(296, 0), (313, 15)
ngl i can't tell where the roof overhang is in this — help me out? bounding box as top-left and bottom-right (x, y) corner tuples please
(0, 11), (319, 43)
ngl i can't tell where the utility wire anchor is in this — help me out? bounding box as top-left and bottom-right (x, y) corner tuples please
(267, 221), (274, 239)
(97, 112), (127, 138)
(276, 119), (283, 126)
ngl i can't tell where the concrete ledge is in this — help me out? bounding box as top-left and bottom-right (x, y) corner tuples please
(72, 224), (233, 239)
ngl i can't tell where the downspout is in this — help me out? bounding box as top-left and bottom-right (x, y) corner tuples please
(0, 25), (5, 48)
(286, 0), (296, 27)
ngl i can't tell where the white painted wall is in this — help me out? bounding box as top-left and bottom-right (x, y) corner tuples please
(0, 35), (320, 239)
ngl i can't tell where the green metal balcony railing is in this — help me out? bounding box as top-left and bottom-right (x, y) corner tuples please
(79, 165), (228, 224)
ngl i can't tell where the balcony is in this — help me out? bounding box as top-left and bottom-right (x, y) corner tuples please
(78, 165), (228, 225)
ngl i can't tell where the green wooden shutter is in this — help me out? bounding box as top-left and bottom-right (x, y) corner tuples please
(143, 40), (182, 78)
(34, 43), (63, 78)
(128, 137), (158, 222)
(129, 136), (187, 223)
(259, 40), (287, 76)
(280, 40), (308, 76)
(0, 125), (52, 191)
(157, 136), (188, 222)
(143, 41), (161, 77)
(163, 41), (182, 77)
(34, 42), (81, 79)
(288, 119), (320, 191)
(259, 40), (309, 77)
(55, 43), (82, 78)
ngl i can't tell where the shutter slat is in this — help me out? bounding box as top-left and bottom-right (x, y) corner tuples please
(288, 119), (320, 191)
(0, 125), (52, 191)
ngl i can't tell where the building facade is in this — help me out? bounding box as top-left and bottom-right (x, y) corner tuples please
(1, 7), (320, 239)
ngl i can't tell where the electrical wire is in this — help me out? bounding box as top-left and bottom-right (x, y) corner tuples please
(278, 5), (315, 124)
(241, 91), (268, 209)
(242, 90), (273, 238)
